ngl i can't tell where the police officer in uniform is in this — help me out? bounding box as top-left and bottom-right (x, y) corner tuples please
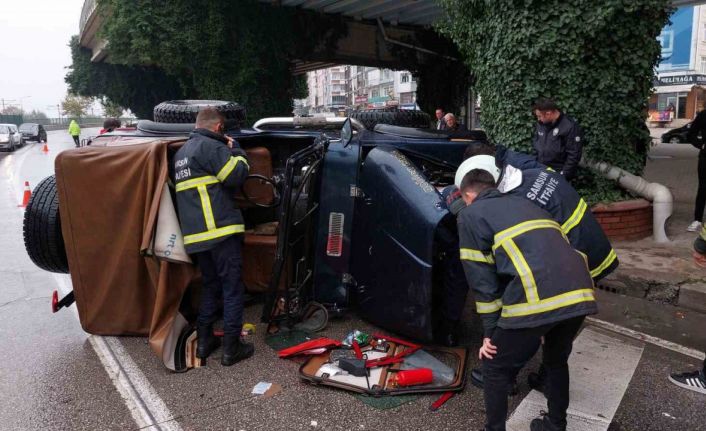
(532, 98), (583, 181)
(458, 169), (597, 431)
(173, 107), (253, 366)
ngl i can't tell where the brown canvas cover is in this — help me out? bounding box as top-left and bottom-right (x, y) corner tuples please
(55, 137), (197, 370)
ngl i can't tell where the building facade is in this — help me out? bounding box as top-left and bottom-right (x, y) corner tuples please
(651, 5), (706, 125)
(301, 65), (418, 115)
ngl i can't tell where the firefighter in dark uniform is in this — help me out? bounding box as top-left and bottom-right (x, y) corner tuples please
(436, 155), (502, 347)
(458, 169), (597, 431)
(460, 143), (619, 283)
(456, 143), (618, 391)
(465, 142), (546, 172)
(173, 107), (254, 366)
(532, 98), (583, 181)
(436, 146), (545, 346)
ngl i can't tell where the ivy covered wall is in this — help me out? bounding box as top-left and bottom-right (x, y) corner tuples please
(66, 0), (346, 121)
(437, 0), (672, 202)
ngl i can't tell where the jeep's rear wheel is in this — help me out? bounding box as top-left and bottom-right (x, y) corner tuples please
(153, 100), (246, 126)
(23, 175), (69, 273)
(350, 109), (431, 130)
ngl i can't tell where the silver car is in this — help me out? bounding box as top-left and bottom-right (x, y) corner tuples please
(0, 124), (23, 151)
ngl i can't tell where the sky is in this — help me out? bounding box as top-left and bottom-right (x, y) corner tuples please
(0, 0), (88, 116)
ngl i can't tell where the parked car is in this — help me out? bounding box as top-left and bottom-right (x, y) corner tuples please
(22, 100), (485, 370)
(19, 123), (47, 143)
(661, 123), (691, 144)
(0, 123), (24, 151)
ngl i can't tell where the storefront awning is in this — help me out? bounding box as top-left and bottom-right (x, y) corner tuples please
(653, 84), (699, 94)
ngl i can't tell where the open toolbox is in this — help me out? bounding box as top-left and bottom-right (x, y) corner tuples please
(298, 336), (468, 396)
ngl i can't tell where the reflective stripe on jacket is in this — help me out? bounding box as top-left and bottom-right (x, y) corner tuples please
(173, 128), (249, 254)
(501, 167), (618, 281)
(458, 189), (597, 336)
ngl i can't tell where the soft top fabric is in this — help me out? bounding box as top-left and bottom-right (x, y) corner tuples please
(55, 137), (196, 369)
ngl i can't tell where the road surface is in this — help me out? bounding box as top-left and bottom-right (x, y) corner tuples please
(0, 129), (704, 430)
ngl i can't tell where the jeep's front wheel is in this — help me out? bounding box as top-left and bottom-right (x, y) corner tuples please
(23, 175), (69, 273)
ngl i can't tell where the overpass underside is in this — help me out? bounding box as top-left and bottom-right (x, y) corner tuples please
(79, 0), (456, 73)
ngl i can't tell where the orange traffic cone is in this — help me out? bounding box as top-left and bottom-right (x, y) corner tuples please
(42, 143), (49, 153)
(18, 181), (31, 208)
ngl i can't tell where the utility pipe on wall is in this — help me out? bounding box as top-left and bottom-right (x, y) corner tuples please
(583, 159), (673, 243)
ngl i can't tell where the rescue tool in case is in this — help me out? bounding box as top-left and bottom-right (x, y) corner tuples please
(296, 333), (468, 396)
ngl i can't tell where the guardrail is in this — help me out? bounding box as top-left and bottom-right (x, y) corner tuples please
(45, 123), (103, 132)
(0, 115), (137, 128)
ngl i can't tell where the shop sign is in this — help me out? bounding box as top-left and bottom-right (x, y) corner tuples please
(368, 96), (390, 103)
(355, 95), (368, 104)
(654, 74), (706, 86)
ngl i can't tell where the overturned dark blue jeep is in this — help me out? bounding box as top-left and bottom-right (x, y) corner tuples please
(23, 100), (486, 354)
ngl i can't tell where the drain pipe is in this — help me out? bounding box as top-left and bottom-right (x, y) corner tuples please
(583, 159), (672, 243)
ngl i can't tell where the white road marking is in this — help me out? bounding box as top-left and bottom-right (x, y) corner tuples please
(506, 327), (644, 431)
(53, 274), (181, 431)
(586, 317), (705, 361)
(7, 130), (179, 431)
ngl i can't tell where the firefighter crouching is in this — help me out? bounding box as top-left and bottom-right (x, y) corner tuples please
(173, 107), (253, 366)
(460, 143), (618, 285)
(458, 169), (597, 431)
(458, 144), (618, 391)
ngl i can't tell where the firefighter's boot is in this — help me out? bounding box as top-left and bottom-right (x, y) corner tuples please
(221, 334), (254, 366)
(196, 325), (220, 359)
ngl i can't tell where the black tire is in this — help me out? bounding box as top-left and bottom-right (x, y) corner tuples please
(23, 175), (69, 273)
(350, 109), (431, 130)
(153, 100), (246, 126)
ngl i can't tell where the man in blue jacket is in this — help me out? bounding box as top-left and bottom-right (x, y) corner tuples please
(173, 107), (253, 366)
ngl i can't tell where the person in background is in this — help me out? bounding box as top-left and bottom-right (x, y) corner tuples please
(668, 224), (706, 394)
(99, 118), (121, 135)
(68, 119), (81, 147)
(435, 108), (447, 130)
(444, 113), (467, 132)
(686, 108), (706, 232)
(532, 98), (583, 181)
